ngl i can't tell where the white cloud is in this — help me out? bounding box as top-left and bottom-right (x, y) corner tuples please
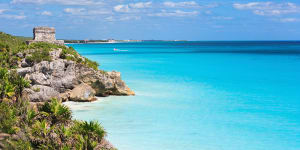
(212, 25), (224, 29)
(0, 9), (7, 14)
(129, 2), (152, 9)
(163, 1), (199, 8)
(64, 8), (85, 15)
(119, 16), (141, 21)
(11, 0), (103, 6)
(104, 15), (141, 22)
(212, 16), (233, 20)
(0, 9), (26, 19)
(105, 16), (115, 22)
(114, 5), (130, 13)
(233, 2), (300, 16)
(0, 14), (26, 19)
(41, 11), (52, 16)
(64, 8), (110, 16)
(280, 18), (299, 22)
(114, 2), (152, 13)
(87, 10), (111, 15)
(149, 10), (198, 17)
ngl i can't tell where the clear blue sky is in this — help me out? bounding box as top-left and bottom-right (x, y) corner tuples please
(0, 0), (300, 40)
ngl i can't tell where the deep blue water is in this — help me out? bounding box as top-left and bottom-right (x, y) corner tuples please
(65, 41), (300, 150)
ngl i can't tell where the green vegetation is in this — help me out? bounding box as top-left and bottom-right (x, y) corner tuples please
(15, 36), (32, 42)
(60, 46), (99, 70)
(33, 87), (41, 92)
(0, 32), (112, 149)
(0, 32), (26, 69)
(0, 68), (30, 100)
(0, 32), (27, 52)
(0, 32), (99, 70)
(0, 67), (110, 149)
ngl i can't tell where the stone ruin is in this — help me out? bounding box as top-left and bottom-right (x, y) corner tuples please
(26, 27), (64, 45)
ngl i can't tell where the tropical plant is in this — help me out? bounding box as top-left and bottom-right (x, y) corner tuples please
(40, 98), (72, 125)
(0, 68), (15, 99)
(72, 120), (106, 150)
(9, 70), (30, 99)
(0, 102), (19, 134)
(32, 119), (50, 138)
(2, 138), (33, 150)
(26, 108), (37, 125)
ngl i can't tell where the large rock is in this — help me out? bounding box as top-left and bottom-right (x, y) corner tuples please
(96, 139), (115, 150)
(75, 64), (135, 96)
(17, 49), (134, 102)
(17, 67), (32, 76)
(69, 83), (97, 102)
(49, 48), (62, 60)
(23, 85), (60, 102)
(28, 72), (50, 85)
(21, 59), (30, 67)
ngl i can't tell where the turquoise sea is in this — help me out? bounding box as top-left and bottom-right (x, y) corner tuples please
(65, 41), (300, 150)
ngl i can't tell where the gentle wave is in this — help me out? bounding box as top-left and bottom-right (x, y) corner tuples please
(80, 50), (300, 56)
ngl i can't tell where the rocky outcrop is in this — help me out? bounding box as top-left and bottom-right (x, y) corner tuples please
(96, 139), (115, 150)
(17, 49), (134, 102)
(69, 83), (97, 102)
(23, 85), (60, 102)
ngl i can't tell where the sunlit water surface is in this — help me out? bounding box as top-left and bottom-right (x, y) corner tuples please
(65, 41), (300, 150)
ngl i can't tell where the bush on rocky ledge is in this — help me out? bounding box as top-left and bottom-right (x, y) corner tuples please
(25, 42), (99, 70)
(0, 67), (114, 150)
(0, 32), (99, 70)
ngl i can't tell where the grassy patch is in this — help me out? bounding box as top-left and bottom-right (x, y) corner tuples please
(33, 88), (40, 92)
(0, 31), (100, 70)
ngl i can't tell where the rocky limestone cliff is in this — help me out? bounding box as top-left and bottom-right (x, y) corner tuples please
(16, 47), (134, 102)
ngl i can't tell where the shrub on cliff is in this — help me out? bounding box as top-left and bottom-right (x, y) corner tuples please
(0, 67), (109, 149)
(0, 33), (27, 68)
(60, 46), (99, 70)
(0, 31), (100, 70)
(0, 102), (18, 134)
(0, 99), (107, 149)
(25, 49), (52, 64)
(0, 44), (21, 69)
(24, 42), (61, 64)
(0, 32), (27, 52)
(40, 98), (72, 125)
(71, 120), (106, 149)
(23, 42), (100, 70)
(0, 68), (30, 100)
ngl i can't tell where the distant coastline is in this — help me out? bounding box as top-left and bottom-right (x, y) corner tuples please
(64, 39), (187, 44)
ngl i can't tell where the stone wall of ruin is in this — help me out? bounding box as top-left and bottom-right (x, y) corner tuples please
(33, 27), (56, 41)
(27, 27), (64, 46)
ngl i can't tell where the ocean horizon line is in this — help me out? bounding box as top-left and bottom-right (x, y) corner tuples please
(64, 40), (300, 42)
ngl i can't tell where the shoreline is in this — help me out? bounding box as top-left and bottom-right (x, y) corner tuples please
(65, 42), (122, 44)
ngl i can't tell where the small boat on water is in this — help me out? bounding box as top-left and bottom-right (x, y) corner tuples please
(114, 48), (128, 52)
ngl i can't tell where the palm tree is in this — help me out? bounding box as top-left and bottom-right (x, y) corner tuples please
(26, 109), (37, 125)
(72, 120), (106, 150)
(10, 72), (30, 100)
(32, 120), (50, 138)
(40, 98), (72, 125)
(0, 68), (15, 99)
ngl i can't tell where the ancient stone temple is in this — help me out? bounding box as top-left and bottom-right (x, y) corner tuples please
(26, 27), (64, 45)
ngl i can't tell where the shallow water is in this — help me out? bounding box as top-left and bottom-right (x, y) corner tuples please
(65, 41), (300, 150)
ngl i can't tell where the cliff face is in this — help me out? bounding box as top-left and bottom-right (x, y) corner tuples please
(0, 32), (118, 150)
(16, 47), (134, 102)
